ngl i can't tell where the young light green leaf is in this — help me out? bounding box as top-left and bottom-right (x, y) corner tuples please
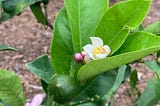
(25, 55), (54, 83)
(95, 0), (152, 54)
(1, 0), (41, 22)
(137, 79), (160, 106)
(144, 60), (160, 74)
(143, 21), (160, 35)
(50, 8), (74, 74)
(0, 44), (16, 51)
(0, 70), (25, 106)
(64, 0), (108, 52)
(78, 32), (160, 80)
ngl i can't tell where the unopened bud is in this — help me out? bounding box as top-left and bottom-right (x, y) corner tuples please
(83, 55), (91, 63)
(74, 53), (83, 63)
(81, 51), (86, 57)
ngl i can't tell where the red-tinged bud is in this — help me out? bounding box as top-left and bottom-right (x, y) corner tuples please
(74, 53), (83, 63)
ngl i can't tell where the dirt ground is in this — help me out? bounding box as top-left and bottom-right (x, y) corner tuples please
(0, 0), (160, 106)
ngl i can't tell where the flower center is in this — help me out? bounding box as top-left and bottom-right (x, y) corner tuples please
(93, 46), (106, 57)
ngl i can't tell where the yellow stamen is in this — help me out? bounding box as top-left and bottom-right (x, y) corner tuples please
(93, 46), (106, 58)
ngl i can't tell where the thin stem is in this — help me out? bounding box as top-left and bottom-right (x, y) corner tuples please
(44, 4), (53, 30)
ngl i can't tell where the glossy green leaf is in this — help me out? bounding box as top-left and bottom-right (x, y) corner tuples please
(78, 32), (160, 80)
(41, 79), (48, 94)
(64, 0), (108, 52)
(0, 0), (41, 22)
(50, 8), (74, 74)
(0, 70), (25, 106)
(109, 65), (126, 93)
(143, 21), (160, 35)
(137, 79), (160, 106)
(77, 102), (98, 106)
(75, 66), (125, 105)
(101, 65), (126, 103)
(74, 69), (117, 102)
(0, 100), (9, 106)
(157, 51), (160, 58)
(30, 2), (47, 25)
(144, 60), (160, 74)
(0, 44), (16, 51)
(25, 55), (54, 83)
(108, 96), (115, 106)
(131, 24), (144, 33)
(123, 65), (131, 81)
(130, 70), (138, 88)
(95, 0), (152, 54)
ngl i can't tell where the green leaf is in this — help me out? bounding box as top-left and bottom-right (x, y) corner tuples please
(0, 44), (16, 51)
(123, 65), (131, 81)
(50, 8), (74, 74)
(130, 70), (138, 88)
(30, 2), (47, 25)
(95, 0), (152, 54)
(0, 70), (25, 106)
(109, 65), (126, 93)
(75, 66), (125, 105)
(25, 55), (54, 83)
(74, 69), (117, 102)
(0, 100), (9, 106)
(77, 102), (98, 106)
(1, 0), (41, 22)
(41, 79), (48, 94)
(130, 24), (144, 33)
(144, 60), (160, 74)
(64, 0), (108, 52)
(101, 65), (126, 103)
(137, 79), (160, 106)
(78, 32), (160, 80)
(157, 51), (160, 58)
(143, 21), (160, 35)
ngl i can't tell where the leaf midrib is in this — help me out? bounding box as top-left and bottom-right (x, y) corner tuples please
(108, 1), (150, 45)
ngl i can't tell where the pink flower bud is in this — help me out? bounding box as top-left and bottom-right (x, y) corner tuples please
(74, 53), (83, 63)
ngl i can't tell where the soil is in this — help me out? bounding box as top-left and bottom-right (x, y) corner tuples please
(0, 0), (160, 106)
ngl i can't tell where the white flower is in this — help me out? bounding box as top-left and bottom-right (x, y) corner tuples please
(83, 37), (111, 60)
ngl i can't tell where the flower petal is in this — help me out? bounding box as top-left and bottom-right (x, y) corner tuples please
(25, 103), (31, 106)
(104, 45), (111, 55)
(90, 37), (103, 48)
(83, 44), (94, 59)
(95, 54), (107, 59)
(31, 94), (44, 106)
